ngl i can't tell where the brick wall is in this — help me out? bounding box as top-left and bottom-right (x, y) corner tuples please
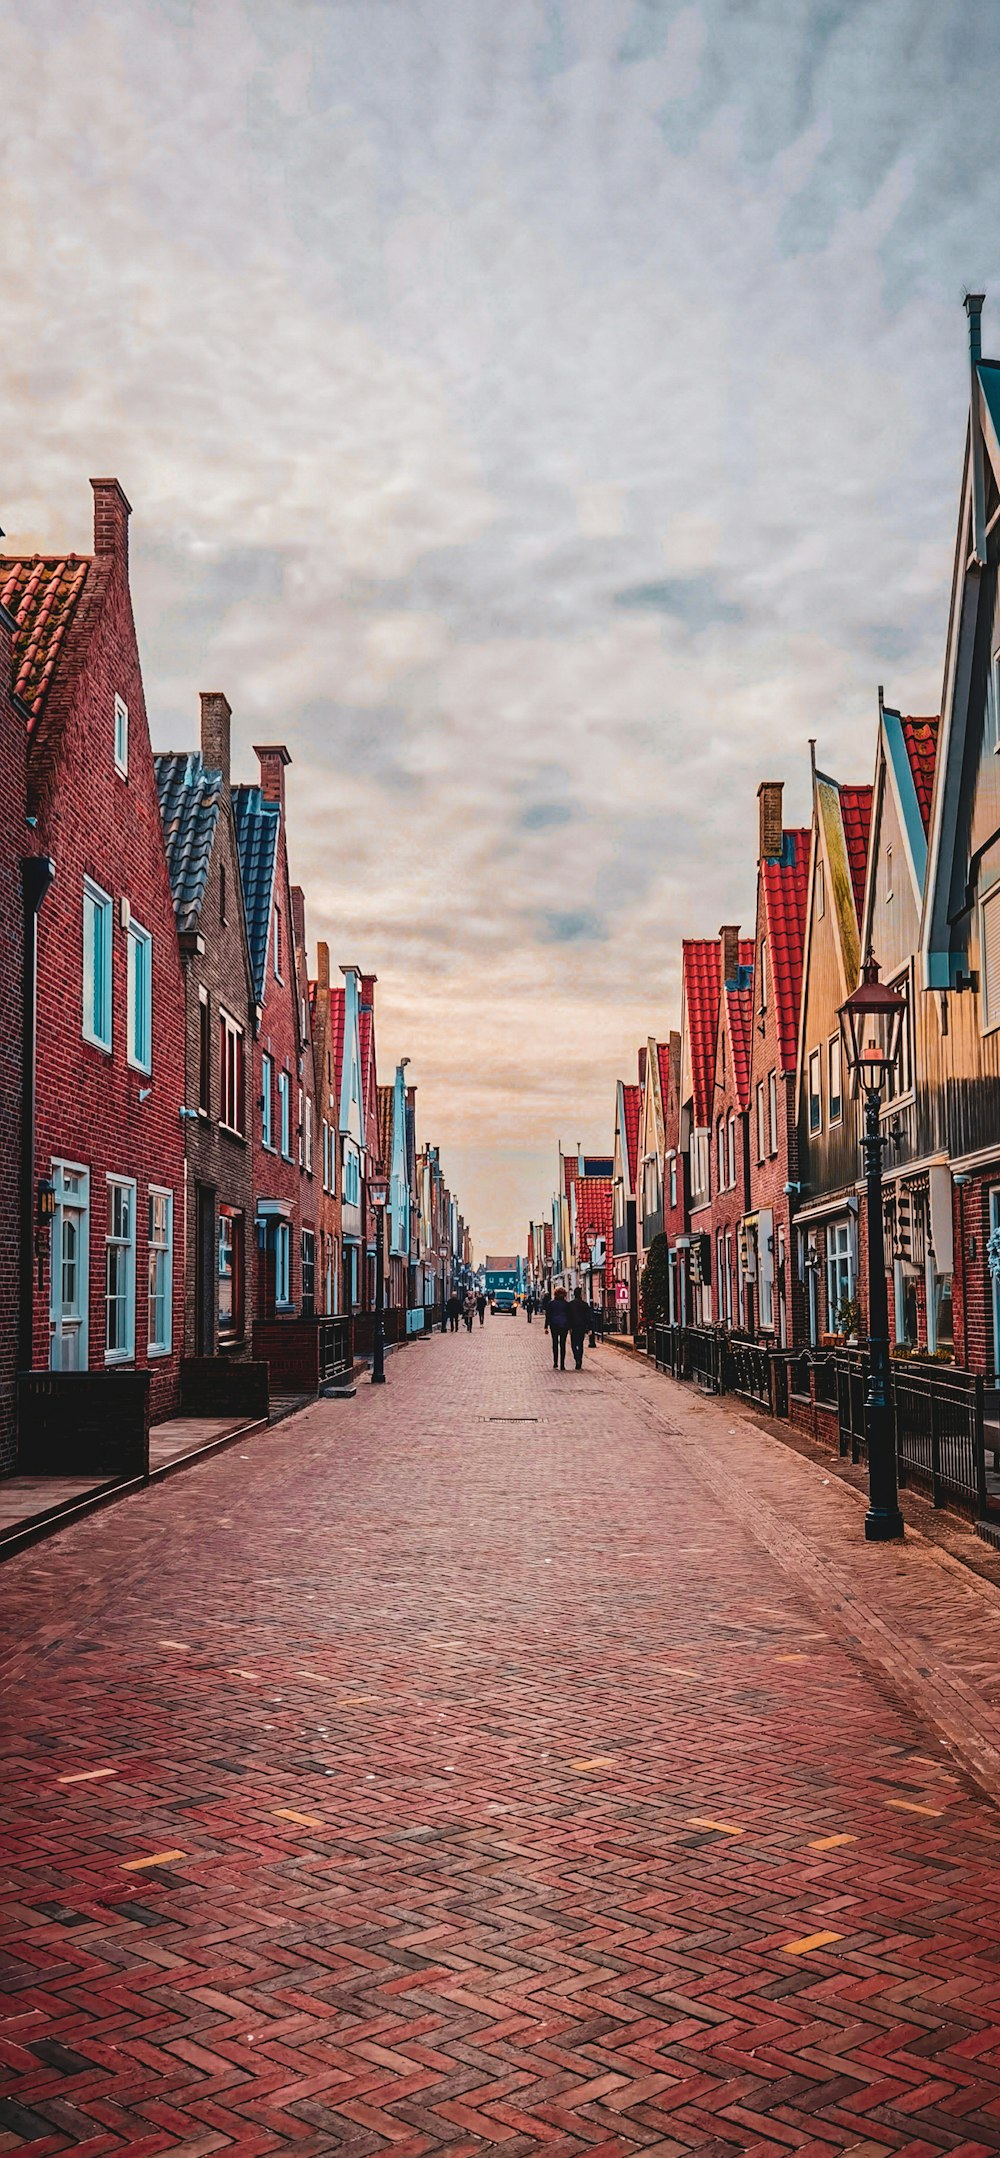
(248, 752), (308, 1316)
(0, 607), (27, 1471)
(28, 483), (186, 1422)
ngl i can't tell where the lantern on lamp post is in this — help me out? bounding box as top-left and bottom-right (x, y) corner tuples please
(369, 1173), (389, 1385)
(838, 952), (907, 1541)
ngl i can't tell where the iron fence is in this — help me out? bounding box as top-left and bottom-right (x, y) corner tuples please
(892, 1361), (986, 1516)
(726, 1336), (772, 1410)
(686, 1326), (724, 1393)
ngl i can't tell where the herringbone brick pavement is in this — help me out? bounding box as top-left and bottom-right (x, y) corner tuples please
(4, 1322), (1000, 2155)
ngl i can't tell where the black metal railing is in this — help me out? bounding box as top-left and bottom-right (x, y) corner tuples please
(653, 1323), (685, 1377)
(726, 1336), (771, 1410)
(686, 1326), (724, 1393)
(836, 1351), (869, 1463)
(892, 1361), (986, 1516)
(318, 1315), (353, 1383)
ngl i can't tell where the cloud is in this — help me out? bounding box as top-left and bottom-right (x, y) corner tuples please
(3, 0), (998, 1248)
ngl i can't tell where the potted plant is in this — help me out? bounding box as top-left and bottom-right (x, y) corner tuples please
(835, 1295), (862, 1345)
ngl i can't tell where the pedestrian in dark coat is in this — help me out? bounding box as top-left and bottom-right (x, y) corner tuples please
(446, 1292), (461, 1332)
(476, 1292), (486, 1325)
(569, 1289), (591, 1369)
(548, 1287), (571, 1369)
(542, 1293), (553, 1332)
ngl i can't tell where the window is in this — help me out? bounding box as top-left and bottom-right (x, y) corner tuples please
(298, 1086), (304, 1167)
(261, 1053), (274, 1149)
(727, 1113), (736, 1190)
(301, 1229), (316, 1316)
(127, 919), (152, 1072)
(885, 843), (893, 902)
(219, 862), (227, 925)
(197, 988), (211, 1114)
(758, 939), (767, 1015)
(884, 969), (913, 1099)
(768, 1069), (778, 1154)
(808, 1048), (822, 1134)
(828, 1035), (843, 1124)
(83, 879), (113, 1051)
(218, 1208), (243, 1340)
(105, 1177), (136, 1361)
(278, 1069), (292, 1158)
(148, 1188), (173, 1356)
(344, 1141), (361, 1207)
(275, 1219), (292, 1306)
(669, 1154), (677, 1209)
(756, 1081), (766, 1162)
(114, 693), (128, 777)
(273, 903), (282, 981)
(983, 888), (1000, 1033)
(815, 860), (825, 919)
(219, 1011), (245, 1134)
(826, 1219), (853, 1333)
(304, 1097), (313, 1174)
(717, 1120), (726, 1193)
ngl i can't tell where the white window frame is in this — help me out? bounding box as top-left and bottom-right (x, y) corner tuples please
(768, 1068), (778, 1154)
(114, 693), (129, 777)
(883, 964), (914, 1103)
(885, 842), (894, 903)
(756, 1081), (766, 1162)
(105, 1175), (136, 1363)
(808, 1048), (822, 1135)
(669, 1153), (677, 1210)
(758, 938), (767, 1017)
(147, 1186), (173, 1357)
(126, 917), (152, 1073)
(717, 1120), (726, 1194)
(275, 1219), (292, 1307)
(219, 1009), (244, 1135)
(826, 1218), (854, 1334)
(261, 1052), (274, 1150)
(278, 1069), (292, 1159)
(828, 1035), (843, 1126)
(83, 878), (113, 1052)
(50, 1159), (90, 1372)
(727, 1113), (736, 1190)
(344, 1139), (361, 1208)
(304, 1096), (313, 1175)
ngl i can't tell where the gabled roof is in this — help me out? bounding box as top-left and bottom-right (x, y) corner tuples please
(723, 940), (755, 1112)
(232, 784), (280, 1004)
(839, 786), (873, 925)
(762, 827), (810, 1075)
(0, 554), (91, 728)
(681, 939), (722, 1127)
(154, 752), (222, 936)
(574, 1177), (613, 1254)
(621, 1083), (641, 1190)
(330, 983), (346, 1097)
(899, 717), (938, 836)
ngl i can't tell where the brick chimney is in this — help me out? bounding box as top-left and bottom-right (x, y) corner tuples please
(316, 940), (330, 994)
(290, 883), (306, 951)
(638, 1046), (647, 1086)
(90, 478), (131, 566)
(360, 972), (377, 1012)
(254, 742), (291, 811)
(757, 780), (784, 863)
(720, 923), (740, 983)
(200, 691), (231, 790)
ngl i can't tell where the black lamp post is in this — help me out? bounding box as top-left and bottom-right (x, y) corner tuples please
(370, 1173), (388, 1384)
(838, 953), (907, 1542)
(440, 1238), (449, 1333)
(585, 1229), (598, 1346)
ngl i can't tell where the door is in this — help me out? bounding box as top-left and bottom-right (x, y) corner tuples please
(50, 1164), (89, 1371)
(196, 1186), (216, 1355)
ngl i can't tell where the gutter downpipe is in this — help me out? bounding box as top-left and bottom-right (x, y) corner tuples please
(20, 854), (55, 1375)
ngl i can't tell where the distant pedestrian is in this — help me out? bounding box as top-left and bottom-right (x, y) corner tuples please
(569, 1289), (591, 1370)
(525, 1293), (534, 1323)
(548, 1287), (571, 1370)
(463, 1294), (475, 1332)
(446, 1292), (461, 1332)
(542, 1292), (552, 1332)
(476, 1292), (486, 1326)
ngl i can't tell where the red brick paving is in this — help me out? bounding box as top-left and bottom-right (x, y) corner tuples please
(3, 1325), (1000, 2154)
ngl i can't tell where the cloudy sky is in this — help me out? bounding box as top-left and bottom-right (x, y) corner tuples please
(5, 0), (999, 1251)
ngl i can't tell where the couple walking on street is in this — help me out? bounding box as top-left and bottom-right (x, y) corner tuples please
(542, 1286), (593, 1371)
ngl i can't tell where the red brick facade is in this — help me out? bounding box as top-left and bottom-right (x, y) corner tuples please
(310, 943), (344, 1316)
(11, 481), (186, 1418)
(745, 788), (811, 1349)
(0, 602), (27, 1469)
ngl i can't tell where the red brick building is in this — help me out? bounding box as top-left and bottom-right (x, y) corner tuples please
(309, 942), (344, 1315)
(2, 480), (186, 1416)
(0, 590), (29, 1469)
(707, 928), (754, 1331)
(679, 940), (722, 1324)
(744, 784), (810, 1347)
(234, 747), (313, 1320)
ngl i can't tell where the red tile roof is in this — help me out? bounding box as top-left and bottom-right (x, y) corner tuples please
(621, 1083), (641, 1191)
(1, 554), (92, 729)
(575, 1176), (613, 1256)
(762, 827), (810, 1075)
(839, 785), (873, 927)
(899, 716), (939, 836)
(682, 940), (721, 1128)
(329, 984), (346, 1102)
(563, 1153), (579, 1197)
(723, 940), (755, 1112)
(377, 1083), (394, 1170)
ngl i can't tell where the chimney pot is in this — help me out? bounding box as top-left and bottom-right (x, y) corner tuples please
(200, 691), (232, 790)
(757, 780), (784, 862)
(90, 478), (131, 566)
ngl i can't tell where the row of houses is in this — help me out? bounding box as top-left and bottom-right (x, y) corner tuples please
(531, 295), (1000, 1385)
(0, 476), (473, 1474)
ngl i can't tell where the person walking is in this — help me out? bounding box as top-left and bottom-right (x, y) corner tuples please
(463, 1290), (476, 1332)
(446, 1291), (461, 1333)
(542, 1291), (553, 1333)
(569, 1288), (591, 1370)
(548, 1287), (571, 1370)
(476, 1291), (486, 1326)
(525, 1292), (534, 1323)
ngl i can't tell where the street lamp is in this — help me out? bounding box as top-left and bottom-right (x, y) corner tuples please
(369, 1173), (389, 1385)
(585, 1229), (598, 1345)
(838, 952), (907, 1541)
(439, 1238), (449, 1333)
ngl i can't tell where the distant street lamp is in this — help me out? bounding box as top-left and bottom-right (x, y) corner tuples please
(585, 1229), (598, 1346)
(440, 1237), (449, 1333)
(838, 952), (907, 1542)
(369, 1174), (389, 1385)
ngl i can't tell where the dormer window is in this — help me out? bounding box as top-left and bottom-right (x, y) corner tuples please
(114, 694), (128, 777)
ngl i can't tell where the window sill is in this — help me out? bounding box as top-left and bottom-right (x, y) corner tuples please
(220, 1124), (248, 1145)
(83, 1034), (113, 1058)
(147, 1344), (172, 1360)
(105, 1351), (134, 1366)
(127, 1061), (152, 1078)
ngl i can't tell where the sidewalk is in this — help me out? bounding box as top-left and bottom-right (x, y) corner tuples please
(607, 1342), (1000, 1809)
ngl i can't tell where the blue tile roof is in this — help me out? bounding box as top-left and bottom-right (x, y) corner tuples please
(154, 751), (223, 936)
(233, 783), (280, 1003)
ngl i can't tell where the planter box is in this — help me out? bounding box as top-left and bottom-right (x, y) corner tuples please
(18, 1369), (150, 1480)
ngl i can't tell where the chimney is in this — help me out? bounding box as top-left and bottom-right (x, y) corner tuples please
(290, 883), (306, 949)
(638, 1045), (647, 1086)
(316, 940), (330, 994)
(200, 691), (232, 789)
(90, 478), (131, 567)
(720, 923), (740, 983)
(757, 780), (784, 862)
(360, 972), (377, 1012)
(254, 742), (291, 812)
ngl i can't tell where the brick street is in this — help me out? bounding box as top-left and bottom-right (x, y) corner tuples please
(5, 1325), (1000, 2157)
